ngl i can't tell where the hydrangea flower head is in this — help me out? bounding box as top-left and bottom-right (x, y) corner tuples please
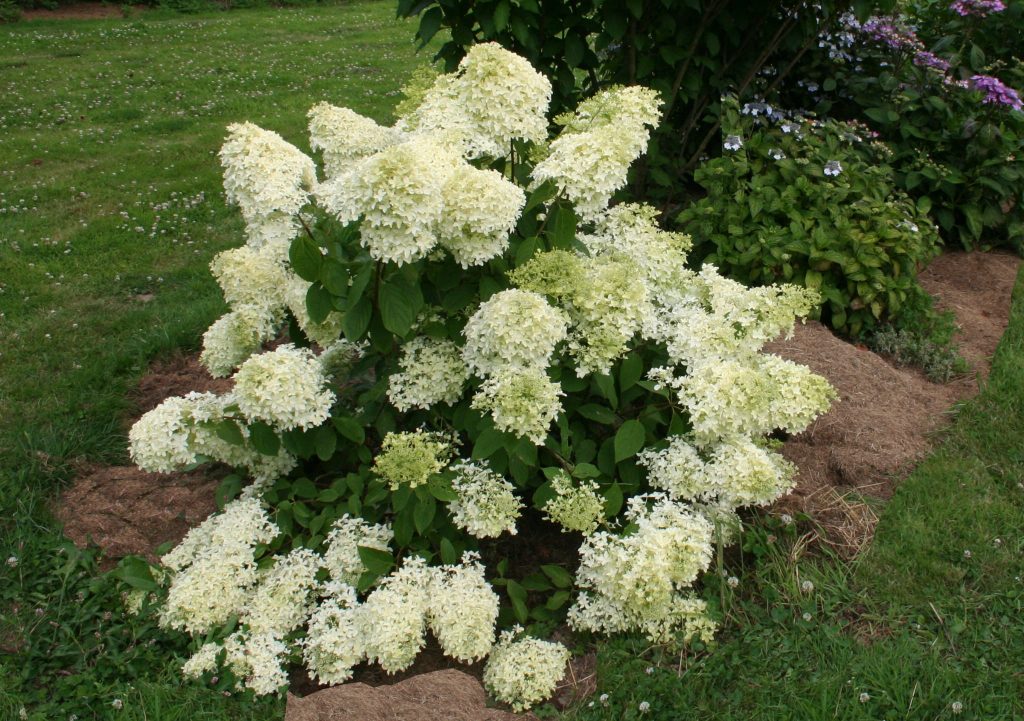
(482, 627), (569, 711)
(372, 430), (451, 489)
(233, 344), (334, 431)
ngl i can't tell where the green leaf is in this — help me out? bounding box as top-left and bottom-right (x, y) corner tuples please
(215, 475), (242, 510)
(506, 580), (529, 623)
(428, 475), (459, 502)
(524, 180), (557, 213)
(916, 196), (932, 215)
(358, 546), (395, 576)
(493, 0), (510, 31)
(603, 482), (624, 517)
(332, 416), (365, 444)
(314, 425), (337, 461)
(249, 421), (281, 456)
(440, 537), (458, 564)
(472, 428), (508, 459)
(545, 590), (571, 610)
(614, 420), (646, 463)
(522, 573), (553, 592)
(293, 477), (318, 499)
(289, 236), (323, 282)
(577, 404), (617, 424)
(342, 297), (372, 340)
(320, 258), (349, 296)
(306, 282), (333, 325)
(414, 495), (436, 533)
(379, 280), (415, 337)
(619, 353), (643, 392)
(548, 203), (577, 249)
(213, 419), (245, 447)
(416, 6), (443, 45)
(540, 564), (573, 589)
(571, 462), (600, 479)
(112, 556), (158, 592)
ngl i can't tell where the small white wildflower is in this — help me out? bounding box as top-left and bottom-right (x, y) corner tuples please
(111, 699), (123, 711)
(823, 160), (843, 176)
(723, 135), (743, 151)
(801, 580), (815, 593)
(951, 701), (963, 715)
(645, 666), (654, 675)
(802, 612), (813, 622)
(964, 549), (972, 559)
(859, 692), (871, 703)
(727, 576), (739, 589)
(639, 701), (651, 713)
(6, 556), (17, 568)
(769, 148), (786, 160)
(780, 513), (794, 525)
(994, 538), (1003, 547)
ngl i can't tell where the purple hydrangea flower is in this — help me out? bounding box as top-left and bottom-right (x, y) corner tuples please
(950, 0), (1006, 17)
(861, 16), (923, 53)
(824, 160), (843, 177)
(913, 51), (951, 73)
(971, 74), (1023, 110)
(723, 135), (743, 151)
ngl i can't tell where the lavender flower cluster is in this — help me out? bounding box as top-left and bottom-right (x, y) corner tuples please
(970, 74), (1024, 110)
(950, 0), (1006, 17)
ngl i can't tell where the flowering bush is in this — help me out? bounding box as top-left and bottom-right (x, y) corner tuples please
(679, 98), (941, 337)
(127, 44), (834, 709)
(789, 4), (1024, 250)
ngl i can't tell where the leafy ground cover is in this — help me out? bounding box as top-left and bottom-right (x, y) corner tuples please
(565, 270), (1024, 720)
(0, 3), (427, 717)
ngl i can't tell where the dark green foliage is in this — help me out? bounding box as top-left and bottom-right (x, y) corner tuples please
(395, 0), (896, 198)
(678, 99), (941, 337)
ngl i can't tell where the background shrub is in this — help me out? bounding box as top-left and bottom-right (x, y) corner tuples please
(678, 98), (941, 337)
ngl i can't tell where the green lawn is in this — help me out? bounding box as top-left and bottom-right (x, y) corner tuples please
(0, 4), (427, 718)
(2, 5), (1023, 721)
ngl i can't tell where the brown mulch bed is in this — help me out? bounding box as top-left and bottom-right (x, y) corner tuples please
(768, 251), (1021, 554)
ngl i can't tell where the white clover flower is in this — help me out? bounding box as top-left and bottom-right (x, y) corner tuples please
(372, 430), (451, 489)
(428, 553), (499, 662)
(222, 629), (290, 696)
(219, 122), (316, 251)
(6, 556), (17, 568)
(462, 289), (568, 376)
(323, 515), (393, 586)
(704, 438), (796, 507)
(859, 692), (870, 703)
(824, 160), (843, 176)
(209, 245), (289, 313)
(357, 557), (433, 673)
(638, 437), (707, 502)
(200, 305), (278, 378)
(302, 584), (363, 684)
(801, 580), (815, 593)
(308, 102), (401, 178)
(159, 498), (278, 634)
(723, 135), (743, 151)
(387, 337), (469, 412)
(531, 86), (662, 219)
(542, 471), (605, 535)
(317, 135), (460, 265)
(284, 273), (343, 348)
(727, 576), (739, 589)
(951, 701), (963, 715)
(448, 461), (522, 538)
(401, 42), (551, 159)
(240, 547), (321, 636)
(471, 368), (564, 444)
(233, 344), (334, 431)
(437, 164), (525, 267)
(639, 701), (651, 713)
(482, 627), (569, 712)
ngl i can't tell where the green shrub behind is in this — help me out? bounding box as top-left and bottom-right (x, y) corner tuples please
(679, 99), (941, 337)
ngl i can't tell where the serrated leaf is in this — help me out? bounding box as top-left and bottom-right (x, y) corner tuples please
(306, 282), (333, 325)
(290, 236), (323, 282)
(358, 545), (395, 576)
(540, 564), (573, 589)
(614, 420), (645, 463)
(249, 421), (281, 456)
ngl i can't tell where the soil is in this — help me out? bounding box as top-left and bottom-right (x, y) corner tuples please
(767, 251), (1021, 554)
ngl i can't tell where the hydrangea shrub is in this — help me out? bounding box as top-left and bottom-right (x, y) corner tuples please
(128, 44), (835, 709)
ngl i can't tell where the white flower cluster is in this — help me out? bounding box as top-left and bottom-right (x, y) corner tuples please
(159, 498), (278, 635)
(233, 344), (334, 431)
(569, 495), (717, 644)
(308, 102), (401, 178)
(372, 430), (452, 489)
(322, 514), (394, 586)
(219, 121), (316, 254)
(448, 461), (523, 538)
(532, 86), (662, 219)
(387, 337), (469, 412)
(400, 42), (552, 159)
(482, 627), (569, 712)
(542, 471), (605, 535)
(438, 164), (526, 267)
(285, 274), (344, 348)
(427, 553), (499, 662)
(302, 583), (362, 684)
